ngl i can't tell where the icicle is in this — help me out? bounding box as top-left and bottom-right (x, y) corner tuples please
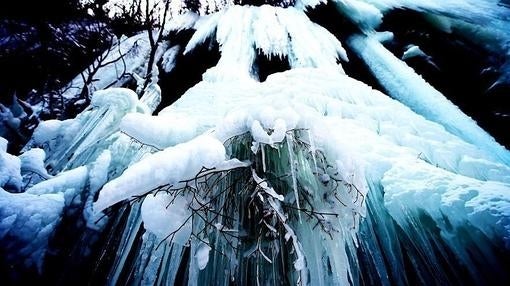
(274, 197), (307, 284)
(286, 133), (302, 224)
(187, 237), (200, 286)
(84, 150), (111, 230)
(156, 244), (185, 285)
(307, 129), (318, 174)
(108, 202), (143, 285)
(47, 106), (107, 170)
(261, 144), (266, 173)
(139, 84), (162, 114)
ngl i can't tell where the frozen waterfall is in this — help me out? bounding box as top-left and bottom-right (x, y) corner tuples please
(1, 1), (510, 285)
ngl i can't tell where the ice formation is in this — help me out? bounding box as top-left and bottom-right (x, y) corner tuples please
(348, 35), (510, 165)
(182, 5), (348, 81)
(3, 1), (510, 285)
(60, 33), (154, 101)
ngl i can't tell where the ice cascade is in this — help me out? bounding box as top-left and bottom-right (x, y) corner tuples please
(2, 2), (510, 285)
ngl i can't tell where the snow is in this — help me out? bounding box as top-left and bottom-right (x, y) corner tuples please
(19, 148), (47, 175)
(275, 7), (347, 70)
(29, 119), (79, 150)
(119, 112), (198, 150)
(158, 66), (510, 187)
(89, 151), (111, 194)
(195, 242), (212, 270)
(250, 119), (287, 146)
(209, 158), (251, 172)
(94, 135), (227, 212)
(0, 141), (70, 271)
(141, 193), (192, 245)
(373, 31), (394, 43)
(90, 87), (139, 112)
(156, 66), (510, 283)
(27, 166), (88, 206)
(19, 148), (51, 189)
(167, 39), (509, 193)
(184, 12), (223, 55)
